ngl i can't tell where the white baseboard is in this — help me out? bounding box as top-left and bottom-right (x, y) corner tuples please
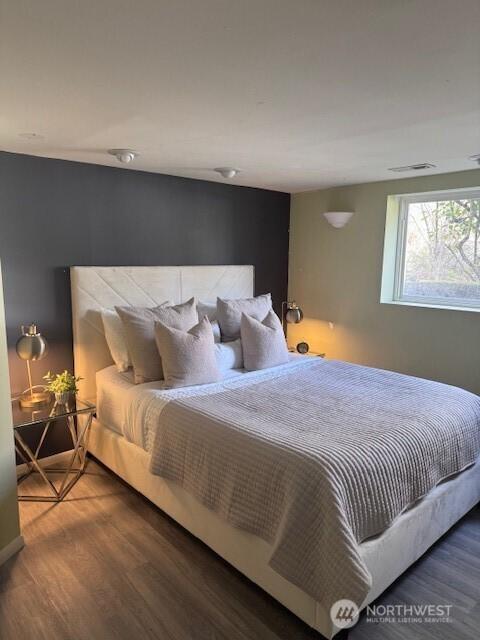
(0, 535), (24, 567)
(16, 448), (73, 475)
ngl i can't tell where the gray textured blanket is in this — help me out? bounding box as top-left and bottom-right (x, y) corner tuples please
(149, 359), (480, 608)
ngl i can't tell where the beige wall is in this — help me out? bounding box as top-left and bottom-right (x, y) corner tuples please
(288, 169), (480, 394)
(0, 262), (21, 554)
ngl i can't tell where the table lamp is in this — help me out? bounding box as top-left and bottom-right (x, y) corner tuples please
(16, 323), (50, 408)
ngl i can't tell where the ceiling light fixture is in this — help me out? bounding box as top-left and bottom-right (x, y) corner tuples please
(214, 167), (239, 179)
(388, 163), (436, 172)
(108, 149), (139, 164)
(469, 154), (480, 165)
(323, 211), (354, 229)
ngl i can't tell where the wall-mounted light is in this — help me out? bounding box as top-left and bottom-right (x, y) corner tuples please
(323, 211), (354, 228)
(281, 301), (315, 354)
(281, 300), (303, 336)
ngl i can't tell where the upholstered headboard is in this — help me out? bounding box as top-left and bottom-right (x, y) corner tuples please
(70, 265), (254, 400)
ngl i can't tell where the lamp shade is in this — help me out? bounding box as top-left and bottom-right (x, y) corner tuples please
(16, 324), (48, 361)
(285, 305), (303, 324)
(323, 211), (354, 228)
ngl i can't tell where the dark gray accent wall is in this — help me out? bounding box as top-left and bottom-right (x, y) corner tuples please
(0, 151), (289, 458)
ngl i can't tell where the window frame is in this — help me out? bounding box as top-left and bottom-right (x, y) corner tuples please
(388, 187), (480, 312)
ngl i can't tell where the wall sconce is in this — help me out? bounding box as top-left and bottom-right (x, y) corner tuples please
(281, 302), (313, 354)
(323, 211), (354, 228)
(16, 324), (50, 408)
(281, 300), (303, 336)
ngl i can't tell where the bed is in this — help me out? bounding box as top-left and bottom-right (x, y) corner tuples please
(71, 265), (480, 638)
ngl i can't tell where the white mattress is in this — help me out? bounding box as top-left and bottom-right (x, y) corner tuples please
(96, 355), (311, 450)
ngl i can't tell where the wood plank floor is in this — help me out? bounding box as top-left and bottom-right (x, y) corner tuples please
(0, 458), (478, 640)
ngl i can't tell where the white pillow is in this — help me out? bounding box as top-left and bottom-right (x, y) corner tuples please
(154, 316), (220, 389)
(117, 298), (196, 384)
(240, 310), (289, 371)
(101, 309), (131, 372)
(211, 320), (221, 343)
(215, 339), (243, 372)
(217, 293), (272, 342)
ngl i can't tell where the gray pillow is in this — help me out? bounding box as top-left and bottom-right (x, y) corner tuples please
(197, 300), (217, 321)
(217, 293), (272, 342)
(240, 310), (289, 371)
(116, 298), (198, 384)
(154, 316), (220, 389)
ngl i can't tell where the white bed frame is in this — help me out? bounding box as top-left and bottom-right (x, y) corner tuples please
(71, 266), (480, 639)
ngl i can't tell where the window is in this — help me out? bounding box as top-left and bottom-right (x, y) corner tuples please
(381, 188), (480, 311)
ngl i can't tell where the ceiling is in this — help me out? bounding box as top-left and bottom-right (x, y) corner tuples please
(1, 0), (479, 193)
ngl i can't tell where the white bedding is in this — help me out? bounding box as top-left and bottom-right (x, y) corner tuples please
(96, 354), (311, 450)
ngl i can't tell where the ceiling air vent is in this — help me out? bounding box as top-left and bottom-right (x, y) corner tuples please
(388, 163), (436, 172)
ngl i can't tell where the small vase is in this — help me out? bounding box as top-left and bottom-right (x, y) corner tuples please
(55, 391), (72, 405)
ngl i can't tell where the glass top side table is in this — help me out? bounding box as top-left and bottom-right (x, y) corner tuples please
(12, 397), (96, 502)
